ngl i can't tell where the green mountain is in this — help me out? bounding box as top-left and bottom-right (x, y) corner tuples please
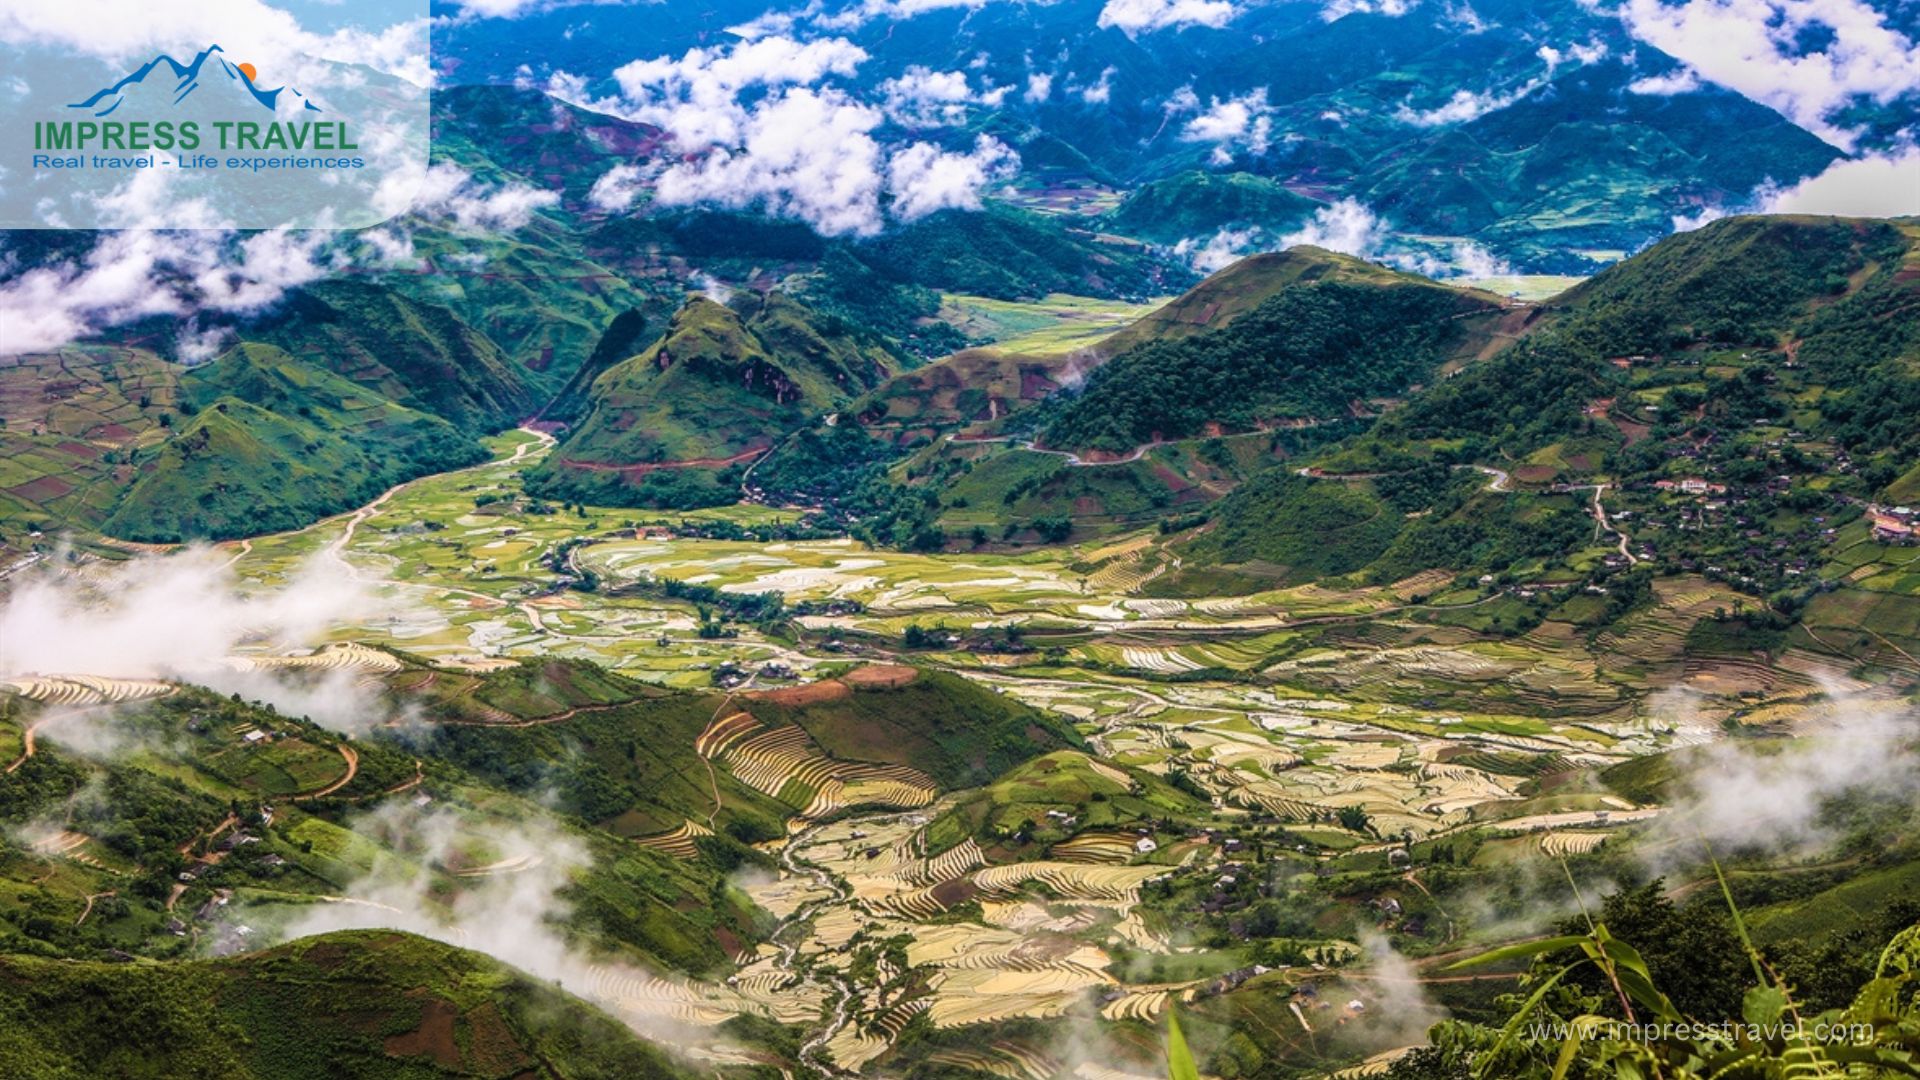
(245, 281), (537, 433)
(528, 292), (899, 507)
(1100, 245), (1462, 356)
(1041, 250), (1506, 451)
(843, 203), (1188, 302)
(100, 344), (484, 542)
(1366, 215), (1914, 461)
(540, 308), (651, 425)
(1105, 171), (1324, 245)
(1176, 215), (1920, 596)
(853, 246), (1427, 440)
(0, 931), (682, 1080)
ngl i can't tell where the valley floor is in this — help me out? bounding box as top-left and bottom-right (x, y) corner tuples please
(4, 427), (1914, 1079)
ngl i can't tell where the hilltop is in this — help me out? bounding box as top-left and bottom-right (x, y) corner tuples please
(0, 930), (684, 1079)
(1167, 215), (1920, 608)
(527, 291), (898, 508)
(1039, 250), (1509, 452)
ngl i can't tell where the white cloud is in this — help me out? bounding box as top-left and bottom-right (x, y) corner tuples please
(1277, 199), (1517, 280)
(1024, 71), (1053, 103)
(1628, 68), (1703, 94)
(1607, 0), (1920, 147)
(0, 163), (551, 355)
(0, 546), (378, 688)
(174, 321), (232, 365)
(583, 35), (869, 148)
(1077, 66), (1117, 104)
(879, 65), (1006, 126)
(0, 230), (329, 356)
(653, 86), (889, 236)
(378, 162), (559, 231)
(192, 230), (331, 313)
(586, 163), (648, 212)
(886, 135), (1019, 220)
(727, 10), (799, 40)
(1392, 43), (1598, 126)
(1097, 0), (1239, 33)
(558, 34), (1022, 235)
(1655, 689), (1919, 857)
(1394, 86), (1522, 125)
(444, 0), (618, 19)
(1172, 227), (1259, 272)
(1320, 0), (1415, 20)
(1442, 2), (1489, 32)
(1671, 203), (1732, 231)
(816, 0), (991, 30)
(1280, 198), (1389, 257)
(1180, 88), (1273, 164)
(1762, 146), (1920, 216)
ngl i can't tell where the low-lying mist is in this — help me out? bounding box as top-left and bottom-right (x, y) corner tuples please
(0, 545), (407, 734)
(263, 799), (724, 1057)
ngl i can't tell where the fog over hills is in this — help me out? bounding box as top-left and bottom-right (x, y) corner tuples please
(1, 1), (1917, 1078)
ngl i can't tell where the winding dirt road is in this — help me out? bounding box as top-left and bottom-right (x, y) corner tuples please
(291, 744), (359, 802)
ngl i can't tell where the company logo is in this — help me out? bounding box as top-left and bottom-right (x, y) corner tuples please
(4, 13), (429, 230)
(33, 42), (356, 156)
(70, 44), (321, 118)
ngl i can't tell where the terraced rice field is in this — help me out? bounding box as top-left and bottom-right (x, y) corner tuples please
(970, 862), (1163, 904)
(227, 642), (403, 675)
(1537, 831), (1610, 857)
(76, 428), (1805, 1076)
(1050, 832), (1138, 864)
(695, 709), (939, 819)
(0, 675), (175, 706)
(585, 965), (754, 1026)
(634, 819), (715, 859)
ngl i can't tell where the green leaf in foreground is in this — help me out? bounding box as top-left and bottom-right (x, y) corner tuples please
(1168, 1008), (1200, 1080)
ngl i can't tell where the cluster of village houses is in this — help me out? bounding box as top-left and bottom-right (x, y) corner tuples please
(1869, 504), (1918, 544)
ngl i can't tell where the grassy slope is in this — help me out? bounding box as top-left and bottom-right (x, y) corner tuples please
(747, 667), (1087, 790)
(1368, 215), (1911, 459)
(1104, 170), (1324, 244)
(1097, 246), (1470, 357)
(246, 280), (537, 433)
(101, 344), (485, 542)
(927, 749), (1213, 851)
(528, 292), (897, 506)
(0, 931), (683, 1080)
(1183, 216), (1919, 581)
(1, 674), (767, 976)
(1034, 249), (1511, 453)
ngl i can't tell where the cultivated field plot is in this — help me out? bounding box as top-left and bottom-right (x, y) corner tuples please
(937, 293), (1166, 356)
(696, 708), (940, 820)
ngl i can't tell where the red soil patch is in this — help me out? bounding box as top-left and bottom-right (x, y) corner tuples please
(462, 1002), (531, 1075)
(1148, 462), (1191, 491)
(750, 680), (852, 705)
(1512, 464), (1559, 484)
(931, 876), (978, 908)
(1610, 415), (1653, 445)
(385, 997), (461, 1068)
(55, 441), (101, 460)
(6, 475), (73, 502)
(842, 664), (920, 689)
(1018, 366), (1061, 400)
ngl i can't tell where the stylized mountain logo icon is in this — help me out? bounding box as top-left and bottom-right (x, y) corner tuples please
(69, 44), (321, 117)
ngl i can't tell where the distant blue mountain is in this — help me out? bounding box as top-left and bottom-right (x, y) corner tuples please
(70, 44), (320, 117)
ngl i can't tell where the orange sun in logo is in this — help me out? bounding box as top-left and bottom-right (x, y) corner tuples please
(237, 62), (258, 83)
